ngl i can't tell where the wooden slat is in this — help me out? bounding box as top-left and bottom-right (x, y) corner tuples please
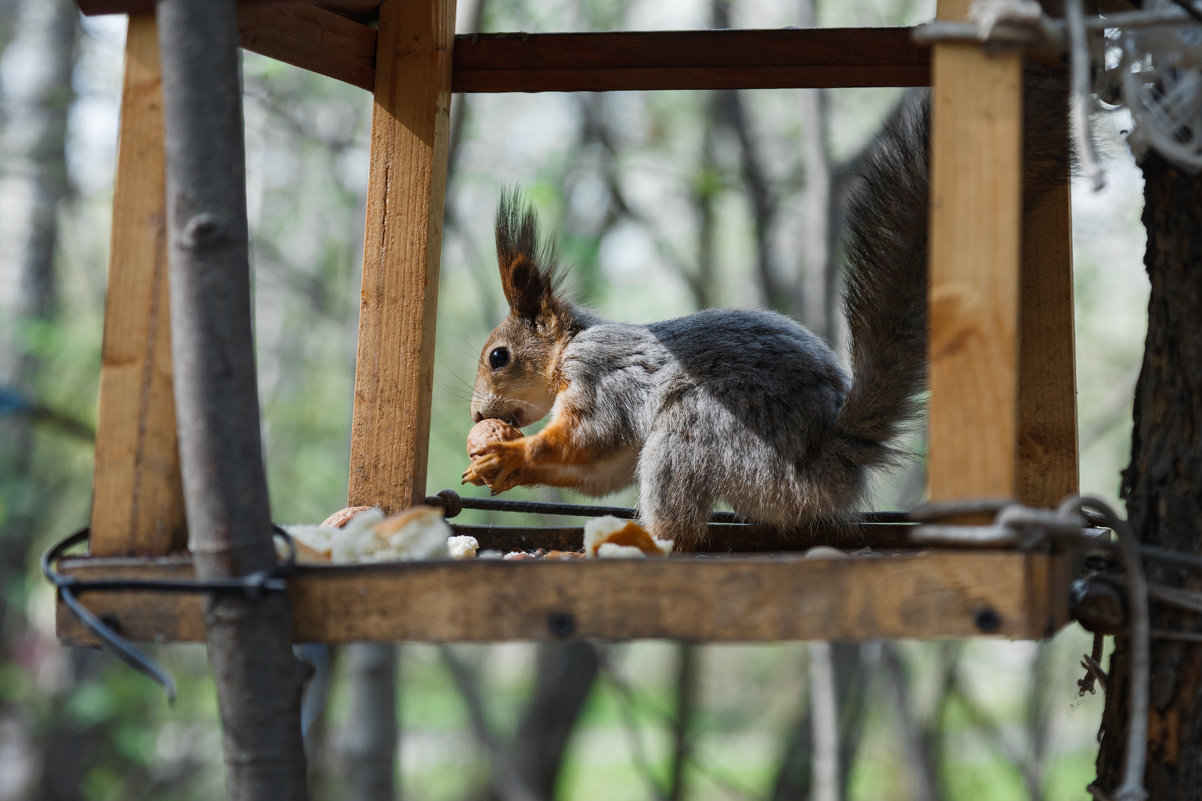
(1024, 548), (1076, 636)
(239, 4), (377, 91)
(927, 0), (1024, 503)
(55, 549), (1067, 644)
(452, 28), (928, 92)
(1018, 171), (1079, 506)
(457, 521), (918, 553)
(161, 13), (928, 95)
(78, 0), (381, 17)
(347, 0), (455, 513)
(89, 16), (187, 557)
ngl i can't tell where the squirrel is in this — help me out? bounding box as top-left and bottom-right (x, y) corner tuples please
(462, 71), (1068, 549)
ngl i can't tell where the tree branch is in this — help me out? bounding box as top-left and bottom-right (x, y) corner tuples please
(157, 0), (308, 796)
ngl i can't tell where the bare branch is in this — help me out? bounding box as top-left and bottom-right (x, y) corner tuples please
(439, 647), (544, 801)
(667, 644), (699, 801)
(158, 0), (308, 796)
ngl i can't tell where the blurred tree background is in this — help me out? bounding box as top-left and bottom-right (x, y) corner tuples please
(0, 0), (1149, 799)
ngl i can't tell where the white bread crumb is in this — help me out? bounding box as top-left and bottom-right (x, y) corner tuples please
(448, 535), (479, 560)
(280, 506), (456, 564)
(802, 546), (848, 560)
(583, 516), (673, 557)
(596, 542), (649, 559)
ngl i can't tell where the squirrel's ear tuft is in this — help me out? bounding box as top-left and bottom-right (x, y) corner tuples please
(495, 190), (561, 322)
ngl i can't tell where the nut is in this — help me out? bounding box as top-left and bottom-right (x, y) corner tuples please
(321, 506), (373, 529)
(467, 418), (523, 456)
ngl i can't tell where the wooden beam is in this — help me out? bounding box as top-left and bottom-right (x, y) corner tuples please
(927, 0), (1024, 503)
(454, 520), (918, 554)
(239, 4), (377, 90)
(347, 0), (455, 513)
(55, 548), (1070, 644)
(452, 28), (929, 92)
(1018, 151), (1079, 507)
(230, 13), (927, 95)
(78, 0), (381, 17)
(89, 16), (187, 557)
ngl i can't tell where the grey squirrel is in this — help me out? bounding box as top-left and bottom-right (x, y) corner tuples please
(462, 73), (1068, 548)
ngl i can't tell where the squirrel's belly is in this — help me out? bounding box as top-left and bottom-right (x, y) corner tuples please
(575, 445), (639, 497)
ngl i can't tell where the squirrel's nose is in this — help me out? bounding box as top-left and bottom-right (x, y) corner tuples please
(471, 410), (484, 423)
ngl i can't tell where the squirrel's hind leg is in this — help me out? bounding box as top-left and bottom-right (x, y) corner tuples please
(636, 431), (715, 552)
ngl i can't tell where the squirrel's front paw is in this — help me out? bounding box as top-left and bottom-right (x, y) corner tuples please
(461, 440), (528, 494)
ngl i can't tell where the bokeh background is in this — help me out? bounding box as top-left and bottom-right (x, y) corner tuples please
(0, 0), (1148, 798)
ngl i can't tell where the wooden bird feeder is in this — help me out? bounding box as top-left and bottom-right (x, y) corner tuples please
(57, 0), (1082, 648)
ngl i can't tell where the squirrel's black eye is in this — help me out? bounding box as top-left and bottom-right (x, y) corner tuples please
(488, 347), (511, 370)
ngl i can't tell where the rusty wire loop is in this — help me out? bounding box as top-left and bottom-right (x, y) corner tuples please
(912, 496), (1148, 801)
(912, 4), (1202, 47)
(43, 526), (298, 704)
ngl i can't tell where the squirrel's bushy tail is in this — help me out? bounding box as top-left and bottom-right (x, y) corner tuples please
(834, 68), (1069, 467)
(834, 92), (931, 460)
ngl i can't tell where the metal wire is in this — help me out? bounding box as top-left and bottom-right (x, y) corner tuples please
(1062, 497), (1149, 801)
(43, 526), (298, 703)
(910, 495), (1150, 801)
(426, 489), (911, 524)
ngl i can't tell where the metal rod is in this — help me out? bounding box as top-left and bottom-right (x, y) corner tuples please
(429, 490), (911, 524)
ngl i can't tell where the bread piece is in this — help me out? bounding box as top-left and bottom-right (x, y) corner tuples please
(583, 516), (673, 557)
(331, 506), (451, 563)
(448, 535), (480, 559)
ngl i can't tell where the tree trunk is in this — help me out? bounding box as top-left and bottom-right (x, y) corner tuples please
(0, 0), (76, 590)
(157, 1), (308, 797)
(343, 644), (399, 801)
(0, 0), (78, 797)
(490, 641), (600, 801)
(1094, 153), (1202, 799)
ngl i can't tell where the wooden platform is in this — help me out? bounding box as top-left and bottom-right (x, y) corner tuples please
(56, 523), (1075, 645)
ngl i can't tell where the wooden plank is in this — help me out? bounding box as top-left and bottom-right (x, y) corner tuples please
(54, 549), (1067, 644)
(347, 0), (455, 513)
(1018, 167), (1079, 507)
(89, 15), (187, 557)
(452, 28), (929, 92)
(927, 0), (1024, 503)
(457, 521), (918, 553)
(238, 4), (377, 91)
(78, 0), (381, 17)
(89, 13), (929, 95)
(1024, 549), (1076, 637)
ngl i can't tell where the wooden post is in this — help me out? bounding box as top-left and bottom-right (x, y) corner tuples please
(348, 0), (457, 513)
(1018, 175), (1079, 507)
(89, 14), (186, 557)
(927, 0), (1024, 502)
(343, 4), (456, 799)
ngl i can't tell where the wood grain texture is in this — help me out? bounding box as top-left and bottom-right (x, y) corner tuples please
(238, 4), (377, 91)
(452, 28), (929, 92)
(1018, 177), (1079, 506)
(79, 0), (382, 17)
(55, 548), (1069, 644)
(347, 0), (455, 513)
(927, 0), (1024, 502)
(87, 11), (928, 95)
(456, 521), (918, 554)
(89, 16), (187, 557)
